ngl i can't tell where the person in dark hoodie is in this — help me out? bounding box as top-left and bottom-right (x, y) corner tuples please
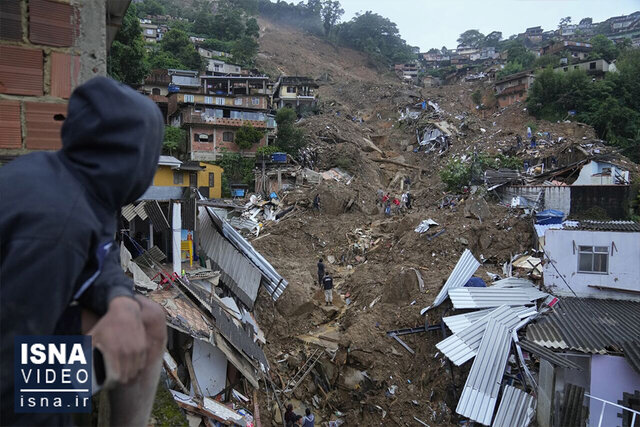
(302, 408), (315, 427)
(0, 77), (167, 426)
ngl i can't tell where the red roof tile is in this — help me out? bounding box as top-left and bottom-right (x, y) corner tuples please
(0, 45), (43, 96)
(0, 100), (22, 149)
(29, 0), (78, 47)
(24, 102), (67, 150)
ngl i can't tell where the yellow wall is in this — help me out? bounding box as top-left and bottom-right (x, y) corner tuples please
(279, 85), (297, 99)
(152, 164), (224, 199)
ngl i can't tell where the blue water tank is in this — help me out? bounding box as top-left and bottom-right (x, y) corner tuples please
(271, 152), (287, 163)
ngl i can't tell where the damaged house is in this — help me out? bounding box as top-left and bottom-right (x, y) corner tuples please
(272, 76), (319, 114)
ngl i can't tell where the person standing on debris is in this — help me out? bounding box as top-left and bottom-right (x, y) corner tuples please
(377, 188), (384, 206)
(323, 272), (334, 306)
(317, 258), (325, 286)
(384, 199), (392, 216)
(285, 403), (297, 426)
(530, 135), (537, 148)
(313, 193), (320, 212)
(404, 176), (411, 190)
(516, 134), (522, 148)
(0, 77), (167, 426)
(302, 408), (315, 427)
(401, 192), (408, 210)
(406, 192), (413, 210)
(393, 196), (401, 214)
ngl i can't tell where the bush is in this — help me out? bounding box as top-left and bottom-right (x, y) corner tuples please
(440, 159), (471, 192)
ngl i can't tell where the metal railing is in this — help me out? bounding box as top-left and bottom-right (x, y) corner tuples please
(585, 393), (639, 427)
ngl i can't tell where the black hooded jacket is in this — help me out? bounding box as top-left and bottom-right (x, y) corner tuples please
(0, 77), (163, 425)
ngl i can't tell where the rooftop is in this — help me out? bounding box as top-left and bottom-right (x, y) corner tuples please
(563, 220), (640, 232)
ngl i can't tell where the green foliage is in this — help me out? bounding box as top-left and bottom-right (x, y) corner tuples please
(275, 108), (306, 156)
(245, 17), (260, 38)
(256, 145), (281, 156)
(471, 90), (483, 106)
(535, 54), (560, 68)
(440, 159), (471, 192)
(257, 0), (324, 35)
(148, 50), (185, 69)
(158, 29), (204, 70)
(484, 31), (502, 47)
(214, 151), (255, 195)
(495, 39), (536, 79)
(336, 11), (415, 65)
(163, 126), (185, 155)
(527, 49), (640, 161)
(235, 123), (264, 150)
(589, 34), (618, 62)
(108, 5), (149, 85)
(457, 29), (484, 48)
(428, 65), (455, 79)
(202, 38), (235, 53)
(496, 61), (525, 80)
(136, 0), (165, 17)
(231, 36), (259, 67)
(321, 0), (343, 36)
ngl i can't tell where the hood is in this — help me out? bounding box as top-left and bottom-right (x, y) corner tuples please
(60, 76), (164, 209)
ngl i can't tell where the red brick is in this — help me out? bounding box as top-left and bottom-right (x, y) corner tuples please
(29, 0), (78, 47)
(50, 52), (79, 99)
(25, 102), (67, 150)
(0, 45), (43, 96)
(0, 0), (23, 41)
(0, 100), (22, 149)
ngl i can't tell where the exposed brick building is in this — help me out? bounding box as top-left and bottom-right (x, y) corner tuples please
(0, 0), (130, 160)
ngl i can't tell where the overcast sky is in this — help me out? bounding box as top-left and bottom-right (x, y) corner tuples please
(339, 0), (640, 51)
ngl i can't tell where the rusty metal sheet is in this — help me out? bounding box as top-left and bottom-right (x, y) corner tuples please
(29, 0), (78, 47)
(144, 200), (170, 231)
(24, 102), (66, 150)
(0, 100), (22, 149)
(0, 46), (43, 96)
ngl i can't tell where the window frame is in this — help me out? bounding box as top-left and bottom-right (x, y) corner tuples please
(577, 245), (609, 274)
(208, 172), (215, 187)
(223, 131), (234, 142)
(215, 97), (225, 105)
(252, 97), (260, 105)
(184, 94), (195, 103)
(234, 98), (243, 106)
(204, 96), (213, 104)
(173, 170), (184, 185)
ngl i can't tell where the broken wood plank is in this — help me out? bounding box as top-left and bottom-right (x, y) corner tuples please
(390, 334), (415, 355)
(410, 268), (425, 292)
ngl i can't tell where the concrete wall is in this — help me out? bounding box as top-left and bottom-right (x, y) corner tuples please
(590, 355), (640, 427)
(543, 229), (640, 300)
(0, 0), (108, 156)
(189, 125), (266, 160)
(573, 161), (629, 185)
(152, 164), (223, 198)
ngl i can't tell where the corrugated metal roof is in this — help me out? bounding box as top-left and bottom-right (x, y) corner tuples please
(560, 383), (587, 427)
(563, 220), (640, 232)
(443, 306), (536, 335)
(518, 340), (582, 370)
(491, 277), (536, 288)
(492, 385), (536, 427)
(201, 205), (288, 301)
(138, 185), (186, 201)
(134, 202), (148, 220)
(0, 46), (43, 96)
(429, 249), (480, 310)
(29, 0), (77, 47)
(198, 209), (261, 310)
(621, 341), (640, 374)
(0, 100), (21, 149)
(121, 204), (137, 222)
(449, 287), (547, 309)
(456, 317), (512, 426)
(526, 297), (640, 371)
(533, 223), (563, 238)
(158, 155), (182, 167)
(144, 200), (170, 231)
(181, 197), (196, 230)
(437, 306), (520, 366)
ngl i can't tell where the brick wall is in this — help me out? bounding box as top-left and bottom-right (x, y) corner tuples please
(0, 0), (106, 156)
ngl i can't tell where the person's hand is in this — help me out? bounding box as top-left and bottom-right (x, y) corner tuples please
(88, 296), (147, 385)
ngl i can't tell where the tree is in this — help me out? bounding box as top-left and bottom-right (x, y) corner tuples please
(589, 34), (618, 62)
(212, 8), (245, 41)
(148, 50), (186, 69)
(558, 16), (571, 28)
(321, 0), (343, 36)
(245, 17), (260, 38)
(163, 126), (185, 156)
(193, 12), (215, 36)
(137, 0), (165, 17)
(108, 4), (149, 85)
(306, 0), (323, 16)
(579, 17), (592, 26)
(484, 31), (502, 47)
(159, 29), (203, 70)
(441, 46), (448, 54)
(275, 108), (305, 155)
(457, 29), (485, 48)
(427, 48), (440, 54)
(235, 123), (264, 150)
(231, 36), (259, 66)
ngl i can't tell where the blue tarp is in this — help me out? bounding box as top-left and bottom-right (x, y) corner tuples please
(536, 209), (564, 225)
(464, 277), (486, 288)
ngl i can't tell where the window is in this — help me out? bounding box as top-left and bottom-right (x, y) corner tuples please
(286, 86), (296, 93)
(204, 96), (213, 104)
(173, 171), (183, 185)
(589, 62), (597, 70)
(198, 134), (209, 142)
(563, 67), (569, 72)
(578, 246), (608, 274)
(184, 94), (194, 103)
(194, 106), (203, 113)
(146, 29), (154, 35)
(234, 98), (243, 106)
(252, 97), (260, 105)
(215, 97), (225, 105)
(152, 88), (161, 95)
(209, 173), (215, 187)
(223, 131), (234, 142)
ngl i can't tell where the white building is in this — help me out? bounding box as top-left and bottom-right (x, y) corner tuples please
(543, 220), (640, 301)
(572, 160), (629, 185)
(206, 59), (242, 75)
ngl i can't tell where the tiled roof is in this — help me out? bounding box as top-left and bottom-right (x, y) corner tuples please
(563, 220), (640, 232)
(526, 297), (640, 373)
